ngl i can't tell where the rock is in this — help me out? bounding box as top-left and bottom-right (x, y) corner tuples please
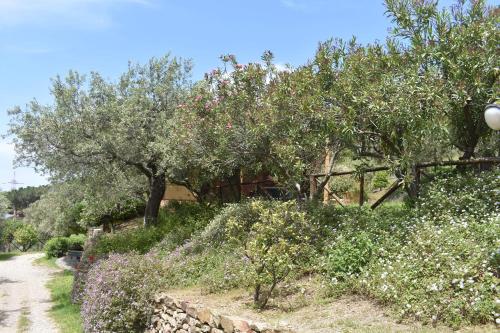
(201, 324), (212, 333)
(187, 316), (200, 328)
(174, 312), (188, 323)
(211, 328), (224, 333)
(220, 315), (234, 333)
(186, 305), (198, 318)
(232, 319), (252, 333)
(197, 307), (220, 327)
(249, 321), (270, 331)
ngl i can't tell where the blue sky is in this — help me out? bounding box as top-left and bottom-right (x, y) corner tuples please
(0, 0), (496, 188)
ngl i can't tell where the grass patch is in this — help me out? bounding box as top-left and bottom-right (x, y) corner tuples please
(0, 252), (19, 261)
(16, 306), (31, 333)
(33, 255), (58, 269)
(46, 270), (83, 333)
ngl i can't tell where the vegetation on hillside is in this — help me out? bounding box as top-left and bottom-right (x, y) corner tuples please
(2, 0), (499, 332)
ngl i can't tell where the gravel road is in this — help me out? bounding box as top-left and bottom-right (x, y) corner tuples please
(0, 253), (58, 333)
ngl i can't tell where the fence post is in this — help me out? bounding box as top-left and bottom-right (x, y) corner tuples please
(415, 167), (421, 198)
(359, 173), (365, 206)
(309, 175), (317, 199)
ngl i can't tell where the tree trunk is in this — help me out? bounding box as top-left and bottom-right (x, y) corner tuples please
(144, 173), (166, 227)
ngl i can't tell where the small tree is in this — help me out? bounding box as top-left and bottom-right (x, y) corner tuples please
(372, 171), (390, 191)
(13, 224), (38, 252)
(226, 200), (316, 308)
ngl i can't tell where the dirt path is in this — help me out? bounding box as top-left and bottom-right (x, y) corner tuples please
(0, 253), (58, 333)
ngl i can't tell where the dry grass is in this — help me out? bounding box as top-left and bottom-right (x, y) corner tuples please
(166, 279), (497, 333)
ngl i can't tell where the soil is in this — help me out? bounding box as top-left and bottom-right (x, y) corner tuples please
(167, 283), (497, 333)
(0, 253), (58, 333)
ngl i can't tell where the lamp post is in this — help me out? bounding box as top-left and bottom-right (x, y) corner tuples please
(484, 103), (500, 130)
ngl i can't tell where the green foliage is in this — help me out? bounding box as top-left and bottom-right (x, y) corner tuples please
(44, 237), (70, 258)
(372, 171), (390, 190)
(386, 0), (499, 157)
(0, 193), (10, 216)
(417, 171), (499, 221)
(0, 219), (21, 246)
(47, 271), (83, 333)
(321, 172), (500, 327)
(68, 234), (86, 251)
(44, 233), (85, 258)
(82, 253), (166, 333)
(328, 175), (356, 195)
(13, 224), (38, 251)
(226, 200), (318, 308)
(324, 231), (374, 281)
(89, 227), (163, 256)
(89, 203), (217, 257)
(164, 245), (247, 294)
(4, 185), (48, 211)
(23, 183), (85, 237)
(9, 55), (193, 225)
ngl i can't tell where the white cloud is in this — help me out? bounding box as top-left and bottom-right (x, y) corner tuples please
(0, 0), (153, 29)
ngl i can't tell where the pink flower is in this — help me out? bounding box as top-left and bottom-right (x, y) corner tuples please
(235, 64), (244, 70)
(226, 122), (233, 129)
(194, 95), (203, 102)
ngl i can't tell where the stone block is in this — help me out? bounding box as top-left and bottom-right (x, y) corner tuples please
(197, 307), (220, 327)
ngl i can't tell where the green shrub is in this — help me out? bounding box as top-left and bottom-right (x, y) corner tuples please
(226, 200), (318, 308)
(44, 237), (70, 258)
(372, 171), (390, 190)
(82, 253), (166, 333)
(164, 245), (248, 293)
(67, 234), (86, 251)
(89, 203), (218, 257)
(89, 227), (163, 256)
(321, 171), (500, 327)
(13, 224), (38, 252)
(324, 231), (373, 281)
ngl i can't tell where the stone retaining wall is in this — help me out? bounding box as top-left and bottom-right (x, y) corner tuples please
(146, 293), (296, 333)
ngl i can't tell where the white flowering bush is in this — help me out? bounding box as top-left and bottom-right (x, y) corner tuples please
(322, 171), (500, 327)
(81, 253), (167, 333)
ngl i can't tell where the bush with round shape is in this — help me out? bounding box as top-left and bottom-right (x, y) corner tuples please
(67, 234), (86, 251)
(13, 224), (38, 252)
(44, 236), (69, 258)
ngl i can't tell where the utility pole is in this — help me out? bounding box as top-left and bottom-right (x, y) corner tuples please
(2, 171), (23, 218)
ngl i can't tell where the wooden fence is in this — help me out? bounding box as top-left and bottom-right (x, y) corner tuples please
(310, 157), (500, 209)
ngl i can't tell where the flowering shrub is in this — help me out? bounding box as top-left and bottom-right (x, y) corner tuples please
(322, 171), (500, 327)
(417, 171), (499, 221)
(81, 253), (167, 333)
(362, 214), (499, 327)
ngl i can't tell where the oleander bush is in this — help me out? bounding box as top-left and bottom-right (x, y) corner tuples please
(81, 253), (167, 333)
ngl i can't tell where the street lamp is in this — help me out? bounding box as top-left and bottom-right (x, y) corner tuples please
(484, 103), (500, 130)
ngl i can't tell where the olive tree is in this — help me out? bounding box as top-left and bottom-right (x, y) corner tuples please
(9, 55), (192, 226)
